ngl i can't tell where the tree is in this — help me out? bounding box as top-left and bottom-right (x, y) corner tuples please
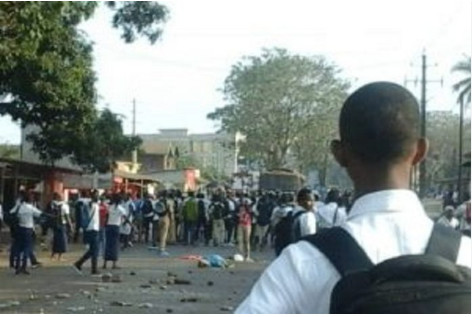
(0, 143), (20, 159)
(452, 56), (471, 105)
(452, 55), (471, 201)
(73, 109), (142, 173)
(208, 48), (350, 172)
(0, 2), (168, 165)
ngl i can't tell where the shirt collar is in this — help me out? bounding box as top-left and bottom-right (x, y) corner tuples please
(347, 189), (425, 220)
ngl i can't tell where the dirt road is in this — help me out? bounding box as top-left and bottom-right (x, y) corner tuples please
(0, 243), (273, 314)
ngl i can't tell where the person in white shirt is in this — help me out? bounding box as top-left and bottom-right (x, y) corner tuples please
(13, 192), (42, 275)
(317, 188), (347, 229)
(292, 188), (317, 239)
(50, 193), (73, 261)
(74, 191), (100, 275)
(437, 205), (460, 230)
(103, 193), (126, 270)
(235, 82), (472, 313)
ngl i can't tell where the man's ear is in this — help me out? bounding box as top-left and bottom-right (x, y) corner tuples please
(331, 140), (348, 167)
(411, 138), (429, 166)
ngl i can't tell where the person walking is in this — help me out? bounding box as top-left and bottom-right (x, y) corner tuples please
(73, 191), (100, 275)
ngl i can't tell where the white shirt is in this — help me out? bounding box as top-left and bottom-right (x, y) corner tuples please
(317, 202), (347, 227)
(292, 206), (317, 237)
(270, 204), (293, 228)
(15, 203), (42, 229)
(107, 204), (126, 226)
(235, 189), (472, 314)
(437, 216), (460, 230)
(86, 202), (100, 232)
(0, 204), (3, 221)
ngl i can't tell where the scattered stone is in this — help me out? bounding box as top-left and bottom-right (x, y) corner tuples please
(56, 293), (71, 299)
(207, 281), (214, 286)
(9, 301), (20, 307)
(101, 273), (112, 283)
(98, 308), (104, 313)
(110, 301), (133, 307)
(187, 270), (193, 274)
(220, 306), (234, 312)
(29, 294), (39, 300)
(229, 271), (235, 275)
(166, 308), (173, 313)
(149, 278), (159, 284)
(67, 306), (86, 312)
(140, 284), (152, 289)
(167, 271), (178, 277)
(129, 271), (136, 276)
(39, 308), (44, 314)
(138, 303), (153, 309)
(174, 278), (191, 285)
(81, 290), (91, 296)
(159, 285), (167, 290)
(227, 297), (232, 301)
(166, 277), (175, 285)
(180, 297), (198, 303)
(44, 295), (51, 300)
(52, 301), (58, 306)
(233, 291), (238, 295)
(95, 286), (107, 292)
(111, 274), (122, 283)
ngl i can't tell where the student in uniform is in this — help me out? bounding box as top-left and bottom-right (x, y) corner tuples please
(14, 192), (42, 275)
(73, 190), (100, 275)
(103, 193), (126, 269)
(51, 193), (73, 261)
(235, 82), (472, 313)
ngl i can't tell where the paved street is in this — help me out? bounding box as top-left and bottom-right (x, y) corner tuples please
(0, 242), (273, 314)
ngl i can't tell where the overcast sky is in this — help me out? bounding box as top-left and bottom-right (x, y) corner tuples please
(1, 0), (470, 144)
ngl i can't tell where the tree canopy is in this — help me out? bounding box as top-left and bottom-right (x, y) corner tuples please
(0, 1), (168, 170)
(208, 48), (350, 173)
(452, 56), (471, 105)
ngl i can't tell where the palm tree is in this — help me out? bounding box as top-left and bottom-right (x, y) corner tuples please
(452, 56), (471, 203)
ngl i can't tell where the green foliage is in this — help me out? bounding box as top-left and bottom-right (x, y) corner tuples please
(73, 109), (142, 173)
(208, 48), (350, 171)
(452, 56), (471, 105)
(0, 1), (168, 167)
(0, 143), (20, 159)
(427, 111), (471, 183)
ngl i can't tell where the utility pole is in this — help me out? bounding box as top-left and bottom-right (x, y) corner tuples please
(131, 99), (137, 166)
(458, 98), (464, 203)
(419, 53), (427, 199)
(405, 51), (443, 198)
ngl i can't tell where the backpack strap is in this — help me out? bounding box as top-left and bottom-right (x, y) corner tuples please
(303, 227), (374, 276)
(425, 223), (462, 262)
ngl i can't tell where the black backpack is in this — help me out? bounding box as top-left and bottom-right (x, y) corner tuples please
(274, 209), (304, 256)
(211, 202), (226, 220)
(304, 224), (471, 314)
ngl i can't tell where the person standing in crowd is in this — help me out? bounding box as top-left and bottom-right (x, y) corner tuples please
(50, 193), (73, 261)
(195, 193), (208, 245)
(155, 191), (171, 256)
(237, 198), (253, 261)
(141, 193), (155, 244)
(316, 188), (347, 229)
(182, 191), (198, 246)
(73, 190), (100, 275)
(120, 193), (134, 250)
(13, 192), (42, 275)
(437, 205), (460, 230)
(73, 190), (90, 243)
(166, 191), (177, 244)
(254, 192), (276, 251)
(98, 196), (108, 258)
(103, 193), (126, 270)
(236, 82), (471, 313)
(225, 190), (237, 246)
(209, 194), (226, 247)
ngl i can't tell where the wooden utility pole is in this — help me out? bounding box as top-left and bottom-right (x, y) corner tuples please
(131, 99), (138, 166)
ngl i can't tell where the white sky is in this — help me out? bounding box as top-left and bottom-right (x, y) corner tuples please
(1, 0), (470, 144)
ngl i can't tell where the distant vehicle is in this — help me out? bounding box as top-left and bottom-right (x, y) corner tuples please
(259, 168), (305, 192)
